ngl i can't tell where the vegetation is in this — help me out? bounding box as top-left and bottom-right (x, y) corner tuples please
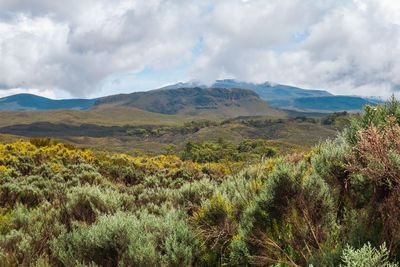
(0, 112), (349, 156)
(94, 87), (286, 118)
(3, 99), (400, 266)
(182, 138), (277, 163)
(0, 105), (201, 128)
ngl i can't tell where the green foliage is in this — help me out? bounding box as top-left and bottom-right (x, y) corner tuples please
(321, 111), (349, 125)
(0, 203), (65, 265)
(30, 137), (52, 148)
(182, 138), (277, 163)
(341, 243), (398, 267)
(4, 98), (400, 265)
(163, 144), (177, 155)
(50, 209), (198, 266)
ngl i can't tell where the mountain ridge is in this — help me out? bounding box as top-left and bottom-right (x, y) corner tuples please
(94, 87), (286, 118)
(160, 80), (383, 112)
(0, 93), (97, 111)
(0, 80), (384, 114)
(159, 79), (333, 100)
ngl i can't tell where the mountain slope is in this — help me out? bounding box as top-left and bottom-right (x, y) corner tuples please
(270, 96), (381, 112)
(0, 94), (97, 111)
(0, 105), (201, 128)
(160, 79), (333, 100)
(161, 80), (384, 112)
(94, 87), (286, 118)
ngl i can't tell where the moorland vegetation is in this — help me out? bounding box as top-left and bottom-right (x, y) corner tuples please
(1, 99), (400, 266)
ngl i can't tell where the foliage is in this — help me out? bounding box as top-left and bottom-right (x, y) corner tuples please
(341, 243), (398, 267)
(3, 98), (400, 266)
(50, 209), (198, 266)
(0, 140), (227, 265)
(182, 138), (277, 163)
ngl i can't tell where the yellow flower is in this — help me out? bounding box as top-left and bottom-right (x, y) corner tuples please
(0, 165), (9, 172)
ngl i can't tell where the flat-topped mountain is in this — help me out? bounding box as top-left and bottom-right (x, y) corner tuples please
(94, 87), (286, 118)
(0, 94), (97, 111)
(161, 80), (382, 112)
(269, 96), (381, 112)
(0, 81), (383, 114)
(160, 79), (333, 100)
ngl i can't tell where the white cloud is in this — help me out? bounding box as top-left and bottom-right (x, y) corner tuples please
(188, 0), (400, 97)
(0, 0), (202, 97)
(0, 0), (400, 97)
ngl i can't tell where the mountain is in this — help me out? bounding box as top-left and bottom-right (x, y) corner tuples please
(94, 87), (286, 118)
(269, 96), (381, 112)
(0, 81), (383, 114)
(0, 105), (200, 128)
(161, 80), (384, 112)
(159, 79), (333, 100)
(0, 94), (97, 111)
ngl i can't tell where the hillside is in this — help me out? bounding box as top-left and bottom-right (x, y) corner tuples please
(0, 83), (382, 114)
(269, 95), (381, 112)
(1, 100), (400, 266)
(0, 93), (97, 111)
(0, 113), (349, 155)
(161, 80), (384, 112)
(160, 79), (333, 100)
(0, 105), (201, 127)
(94, 87), (286, 118)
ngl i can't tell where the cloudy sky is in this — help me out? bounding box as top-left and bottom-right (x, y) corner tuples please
(0, 0), (400, 99)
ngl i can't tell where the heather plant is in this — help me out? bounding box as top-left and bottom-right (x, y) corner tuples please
(50, 209), (198, 266)
(182, 138), (278, 163)
(341, 243), (398, 267)
(0, 140), (230, 266)
(207, 155), (341, 266)
(4, 98), (400, 266)
(65, 185), (134, 224)
(345, 117), (400, 255)
(0, 202), (65, 265)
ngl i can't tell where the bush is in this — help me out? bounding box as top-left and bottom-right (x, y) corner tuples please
(341, 243), (398, 267)
(50, 209), (198, 266)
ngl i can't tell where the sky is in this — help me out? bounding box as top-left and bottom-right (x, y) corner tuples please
(0, 0), (400, 99)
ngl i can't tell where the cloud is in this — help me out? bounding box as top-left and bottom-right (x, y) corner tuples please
(0, 0), (202, 97)
(0, 0), (400, 97)
(189, 0), (400, 97)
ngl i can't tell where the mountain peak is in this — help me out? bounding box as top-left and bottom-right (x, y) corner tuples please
(0, 94), (96, 111)
(159, 79), (333, 100)
(95, 87), (286, 118)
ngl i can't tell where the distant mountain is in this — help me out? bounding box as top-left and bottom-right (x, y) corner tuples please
(0, 94), (97, 111)
(161, 80), (383, 112)
(159, 79), (333, 100)
(270, 96), (381, 112)
(94, 87), (286, 118)
(0, 81), (383, 114)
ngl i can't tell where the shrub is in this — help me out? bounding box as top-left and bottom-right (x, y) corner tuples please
(50, 209), (198, 266)
(0, 203), (65, 266)
(341, 243), (398, 267)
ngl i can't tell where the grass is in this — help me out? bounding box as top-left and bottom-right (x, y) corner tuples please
(0, 105), (203, 127)
(0, 110), (349, 156)
(18, 117), (342, 156)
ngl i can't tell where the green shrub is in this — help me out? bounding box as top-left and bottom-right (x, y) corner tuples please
(341, 243), (398, 267)
(50, 209), (198, 266)
(66, 185), (132, 224)
(0, 203), (65, 266)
